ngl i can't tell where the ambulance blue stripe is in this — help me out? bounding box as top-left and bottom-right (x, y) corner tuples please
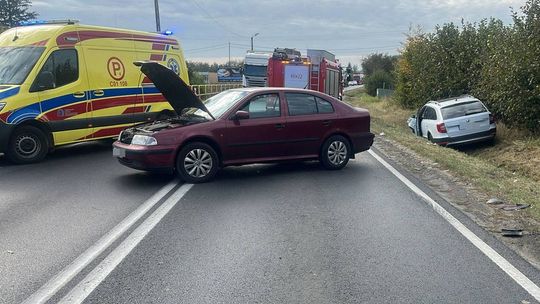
(8, 87), (162, 124)
(8, 103), (40, 123)
(41, 93), (86, 113)
(0, 87), (20, 100)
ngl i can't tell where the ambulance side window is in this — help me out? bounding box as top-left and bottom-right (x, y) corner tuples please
(32, 49), (78, 91)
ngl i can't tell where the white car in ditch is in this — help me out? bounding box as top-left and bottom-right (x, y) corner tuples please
(407, 95), (496, 146)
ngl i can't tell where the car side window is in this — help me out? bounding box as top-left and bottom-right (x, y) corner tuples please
(315, 97), (334, 114)
(33, 49), (79, 91)
(422, 107), (436, 120)
(240, 93), (281, 119)
(285, 93), (318, 116)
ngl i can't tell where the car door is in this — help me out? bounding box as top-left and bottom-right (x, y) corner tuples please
(420, 106), (436, 138)
(31, 48), (92, 145)
(83, 45), (144, 139)
(283, 92), (337, 157)
(222, 92), (288, 162)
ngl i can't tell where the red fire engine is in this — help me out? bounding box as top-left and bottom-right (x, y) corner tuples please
(266, 48), (343, 100)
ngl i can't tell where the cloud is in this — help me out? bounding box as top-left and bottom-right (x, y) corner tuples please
(31, 0), (526, 64)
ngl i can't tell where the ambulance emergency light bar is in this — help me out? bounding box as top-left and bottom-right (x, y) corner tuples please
(19, 19), (79, 26)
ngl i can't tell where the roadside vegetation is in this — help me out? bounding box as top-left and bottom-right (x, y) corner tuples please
(346, 89), (540, 222)
(361, 53), (398, 97)
(0, 0), (37, 28)
(395, 0), (540, 133)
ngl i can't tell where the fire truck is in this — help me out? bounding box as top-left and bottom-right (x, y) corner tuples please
(266, 48), (343, 100)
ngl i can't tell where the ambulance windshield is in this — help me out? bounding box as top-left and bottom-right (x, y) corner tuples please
(0, 47), (45, 85)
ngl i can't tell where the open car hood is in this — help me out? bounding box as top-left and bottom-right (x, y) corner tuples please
(134, 61), (213, 119)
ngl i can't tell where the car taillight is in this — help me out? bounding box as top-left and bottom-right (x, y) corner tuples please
(436, 123), (447, 133)
(489, 114), (496, 124)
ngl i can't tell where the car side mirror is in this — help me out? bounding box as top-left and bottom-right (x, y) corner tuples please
(30, 71), (55, 92)
(233, 110), (249, 120)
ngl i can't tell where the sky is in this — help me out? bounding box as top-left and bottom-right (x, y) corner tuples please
(32, 0), (525, 66)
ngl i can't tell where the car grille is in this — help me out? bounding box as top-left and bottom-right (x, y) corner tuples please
(247, 79), (266, 87)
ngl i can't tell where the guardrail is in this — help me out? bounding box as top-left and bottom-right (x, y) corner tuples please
(191, 84), (243, 100)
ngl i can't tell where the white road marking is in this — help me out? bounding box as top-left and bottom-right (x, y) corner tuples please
(22, 179), (180, 304)
(58, 183), (194, 304)
(368, 149), (540, 301)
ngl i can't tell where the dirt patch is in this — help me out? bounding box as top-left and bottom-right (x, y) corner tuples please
(372, 135), (540, 269)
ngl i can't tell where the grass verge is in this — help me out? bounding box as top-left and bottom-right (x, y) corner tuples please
(345, 89), (540, 222)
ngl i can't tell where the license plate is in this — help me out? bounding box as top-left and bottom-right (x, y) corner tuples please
(113, 147), (126, 158)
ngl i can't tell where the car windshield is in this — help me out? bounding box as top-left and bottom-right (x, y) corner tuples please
(244, 64), (267, 77)
(441, 101), (487, 119)
(188, 90), (249, 119)
(0, 47), (45, 85)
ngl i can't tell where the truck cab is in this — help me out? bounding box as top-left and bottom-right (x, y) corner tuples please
(242, 51), (272, 87)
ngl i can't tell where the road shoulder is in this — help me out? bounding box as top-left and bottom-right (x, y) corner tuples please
(371, 135), (540, 270)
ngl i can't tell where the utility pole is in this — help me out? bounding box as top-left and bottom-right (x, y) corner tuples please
(228, 42), (231, 65)
(154, 0), (161, 32)
(250, 33), (259, 51)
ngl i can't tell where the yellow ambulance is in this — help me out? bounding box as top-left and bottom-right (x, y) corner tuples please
(0, 20), (189, 163)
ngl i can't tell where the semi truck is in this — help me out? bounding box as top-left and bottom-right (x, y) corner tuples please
(242, 51), (272, 87)
(266, 48), (343, 99)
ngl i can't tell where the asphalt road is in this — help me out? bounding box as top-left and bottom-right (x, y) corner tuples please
(1, 141), (539, 303)
(0, 141), (173, 304)
(80, 154), (540, 303)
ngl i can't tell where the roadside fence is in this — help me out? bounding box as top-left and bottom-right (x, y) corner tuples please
(191, 84), (243, 100)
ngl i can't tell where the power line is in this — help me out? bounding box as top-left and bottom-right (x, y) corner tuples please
(184, 43), (229, 52)
(188, 0), (247, 38)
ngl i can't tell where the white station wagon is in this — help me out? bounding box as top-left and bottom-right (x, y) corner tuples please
(407, 95), (496, 146)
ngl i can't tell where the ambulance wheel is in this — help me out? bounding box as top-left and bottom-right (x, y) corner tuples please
(6, 125), (49, 164)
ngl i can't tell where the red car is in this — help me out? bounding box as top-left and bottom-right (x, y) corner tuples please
(113, 62), (374, 183)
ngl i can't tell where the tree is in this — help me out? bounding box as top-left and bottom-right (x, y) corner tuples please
(361, 53), (398, 78)
(0, 0), (38, 27)
(365, 70), (394, 97)
(361, 53), (398, 96)
(345, 63), (353, 82)
(394, 0), (540, 132)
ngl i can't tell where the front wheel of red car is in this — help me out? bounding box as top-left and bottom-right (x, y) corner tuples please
(176, 142), (219, 183)
(320, 135), (350, 170)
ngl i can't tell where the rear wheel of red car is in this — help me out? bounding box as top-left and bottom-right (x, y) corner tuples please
(320, 135), (350, 170)
(176, 142), (219, 183)
(6, 125), (49, 164)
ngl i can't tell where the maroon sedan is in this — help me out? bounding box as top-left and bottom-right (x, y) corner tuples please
(113, 62), (374, 183)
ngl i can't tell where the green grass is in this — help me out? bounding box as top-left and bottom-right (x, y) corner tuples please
(345, 89), (540, 222)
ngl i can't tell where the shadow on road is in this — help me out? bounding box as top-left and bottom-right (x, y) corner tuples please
(113, 171), (176, 189)
(0, 140), (114, 167)
(215, 161), (332, 182)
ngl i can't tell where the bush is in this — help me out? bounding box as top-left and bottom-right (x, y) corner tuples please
(364, 70), (394, 97)
(395, 0), (540, 133)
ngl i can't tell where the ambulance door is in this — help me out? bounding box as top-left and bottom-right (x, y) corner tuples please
(83, 43), (145, 139)
(31, 47), (92, 145)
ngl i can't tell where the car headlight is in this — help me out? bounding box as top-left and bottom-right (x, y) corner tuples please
(131, 134), (158, 146)
(0, 102), (6, 112)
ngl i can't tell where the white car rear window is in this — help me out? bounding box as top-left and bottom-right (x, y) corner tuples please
(441, 101), (487, 119)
